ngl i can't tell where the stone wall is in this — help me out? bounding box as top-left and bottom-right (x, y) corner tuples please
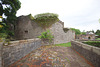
(15, 15), (75, 44)
(0, 42), (3, 67)
(2, 38), (41, 67)
(76, 39), (100, 42)
(50, 22), (75, 44)
(71, 40), (100, 67)
(15, 16), (44, 40)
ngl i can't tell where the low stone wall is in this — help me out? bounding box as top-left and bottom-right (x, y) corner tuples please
(75, 39), (100, 42)
(71, 40), (100, 67)
(0, 42), (3, 67)
(2, 38), (41, 67)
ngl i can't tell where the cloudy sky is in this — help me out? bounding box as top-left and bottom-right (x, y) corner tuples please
(16, 0), (100, 32)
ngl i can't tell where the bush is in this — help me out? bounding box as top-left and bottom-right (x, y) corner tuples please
(0, 33), (9, 42)
(0, 33), (7, 38)
(83, 41), (100, 48)
(34, 13), (59, 29)
(38, 30), (54, 42)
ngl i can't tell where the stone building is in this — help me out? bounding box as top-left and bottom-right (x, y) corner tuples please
(15, 15), (75, 44)
(76, 32), (95, 40)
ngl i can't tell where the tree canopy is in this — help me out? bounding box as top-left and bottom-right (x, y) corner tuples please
(95, 29), (100, 36)
(0, 0), (21, 22)
(70, 28), (81, 35)
(0, 0), (21, 38)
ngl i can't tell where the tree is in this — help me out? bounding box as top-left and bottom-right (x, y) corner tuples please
(81, 30), (86, 35)
(0, 0), (21, 38)
(70, 28), (81, 35)
(95, 29), (100, 36)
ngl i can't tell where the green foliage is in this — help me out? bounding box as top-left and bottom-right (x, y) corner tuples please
(96, 38), (100, 40)
(95, 29), (100, 36)
(81, 32), (86, 35)
(38, 30), (54, 42)
(83, 41), (100, 48)
(0, 0), (21, 39)
(70, 28), (81, 35)
(55, 42), (71, 47)
(34, 13), (59, 29)
(0, 0), (21, 23)
(0, 33), (7, 38)
(28, 14), (34, 20)
(0, 33), (8, 42)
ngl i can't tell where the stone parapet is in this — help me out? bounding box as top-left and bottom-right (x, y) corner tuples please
(0, 42), (3, 67)
(71, 40), (100, 67)
(2, 38), (41, 67)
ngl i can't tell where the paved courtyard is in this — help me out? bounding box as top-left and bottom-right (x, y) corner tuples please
(9, 45), (93, 67)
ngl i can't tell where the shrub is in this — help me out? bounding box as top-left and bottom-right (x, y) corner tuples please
(0, 33), (7, 38)
(83, 41), (100, 48)
(34, 13), (59, 29)
(38, 30), (54, 42)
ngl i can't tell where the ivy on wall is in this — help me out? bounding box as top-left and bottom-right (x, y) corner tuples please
(34, 13), (59, 29)
(28, 14), (34, 20)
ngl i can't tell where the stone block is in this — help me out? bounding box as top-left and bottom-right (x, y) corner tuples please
(93, 46), (100, 55)
(82, 44), (93, 51)
(27, 39), (34, 42)
(35, 38), (41, 41)
(9, 41), (19, 46)
(2, 52), (10, 59)
(19, 40), (28, 44)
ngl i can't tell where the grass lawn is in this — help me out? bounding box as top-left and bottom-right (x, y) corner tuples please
(55, 42), (71, 47)
(96, 38), (100, 40)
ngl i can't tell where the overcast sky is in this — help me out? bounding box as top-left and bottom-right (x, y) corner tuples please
(16, 0), (100, 32)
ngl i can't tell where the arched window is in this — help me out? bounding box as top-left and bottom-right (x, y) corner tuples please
(88, 37), (91, 39)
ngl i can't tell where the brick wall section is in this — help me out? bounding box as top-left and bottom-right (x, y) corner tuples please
(0, 42), (3, 67)
(71, 40), (100, 67)
(2, 38), (41, 67)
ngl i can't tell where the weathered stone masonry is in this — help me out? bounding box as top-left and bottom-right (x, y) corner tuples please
(0, 42), (3, 67)
(71, 40), (100, 67)
(15, 15), (75, 44)
(2, 38), (41, 67)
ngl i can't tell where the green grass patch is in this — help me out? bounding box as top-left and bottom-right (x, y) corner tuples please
(55, 42), (71, 47)
(83, 41), (100, 48)
(96, 38), (100, 40)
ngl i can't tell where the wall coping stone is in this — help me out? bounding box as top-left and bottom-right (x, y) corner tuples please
(9, 41), (19, 46)
(72, 40), (100, 55)
(82, 44), (93, 51)
(3, 38), (41, 47)
(72, 40), (82, 46)
(92, 46), (100, 55)
(27, 39), (35, 42)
